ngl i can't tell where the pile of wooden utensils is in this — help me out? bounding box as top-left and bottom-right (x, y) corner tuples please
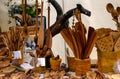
(33, 0), (52, 58)
(0, 69), (40, 79)
(0, 32), (19, 75)
(0, 27), (25, 54)
(61, 9), (97, 59)
(18, 0), (53, 58)
(0, 34), (11, 68)
(0, 26), (27, 64)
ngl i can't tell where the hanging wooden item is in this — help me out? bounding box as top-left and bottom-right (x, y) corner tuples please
(37, 0), (45, 49)
(22, 0), (28, 35)
(45, 1), (52, 48)
(15, 0), (26, 64)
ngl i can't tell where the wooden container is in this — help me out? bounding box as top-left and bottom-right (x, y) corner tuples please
(50, 58), (61, 70)
(75, 58), (91, 76)
(67, 56), (75, 71)
(97, 50), (120, 73)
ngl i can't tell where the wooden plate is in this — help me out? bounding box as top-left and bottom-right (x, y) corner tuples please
(0, 66), (16, 74)
(0, 60), (10, 68)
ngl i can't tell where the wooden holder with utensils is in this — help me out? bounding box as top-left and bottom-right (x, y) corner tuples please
(61, 9), (97, 75)
(61, 9), (97, 59)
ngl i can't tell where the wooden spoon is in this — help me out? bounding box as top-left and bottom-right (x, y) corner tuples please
(117, 7), (120, 15)
(45, 2), (52, 48)
(106, 3), (114, 13)
(37, 0), (45, 48)
(111, 10), (118, 20)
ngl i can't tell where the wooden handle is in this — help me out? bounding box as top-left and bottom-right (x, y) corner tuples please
(22, 0), (25, 25)
(48, 3), (50, 28)
(25, 0), (27, 25)
(37, 0), (44, 48)
(45, 2), (52, 48)
(40, 0), (44, 28)
(36, 0), (38, 36)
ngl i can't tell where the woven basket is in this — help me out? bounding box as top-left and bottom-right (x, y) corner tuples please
(96, 35), (114, 52)
(75, 58), (91, 76)
(67, 56), (75, 71)
(50, 58), (61, 70)
(15, 25), (36, 35)
(97, 50), (120, 73)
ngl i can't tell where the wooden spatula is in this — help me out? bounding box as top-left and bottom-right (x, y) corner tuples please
(61, 28), (74, 54)
(68, 27), (79, 58)
(74, 9), (86, 58)
(45, 2), (52, 48)
(74, 9), (86, 48)
(37, 0), (45, 48)
(83, 27), (97, 59)
(74, 30), (82, 59)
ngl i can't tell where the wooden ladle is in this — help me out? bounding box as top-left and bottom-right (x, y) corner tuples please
(117, 7), (120, 15)
(106, 3), (119, 21)
(106, 3), (114, 13)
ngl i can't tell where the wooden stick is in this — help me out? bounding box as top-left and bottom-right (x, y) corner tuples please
(24, 0), (27, 25)
(22, 0), (25, 25)
(40, 0), (44, 28)
(45, 2), (52, 48)
(35, 0), (38, 36)
(37, 0), (44, 48)
(48, 3), (50, 28)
